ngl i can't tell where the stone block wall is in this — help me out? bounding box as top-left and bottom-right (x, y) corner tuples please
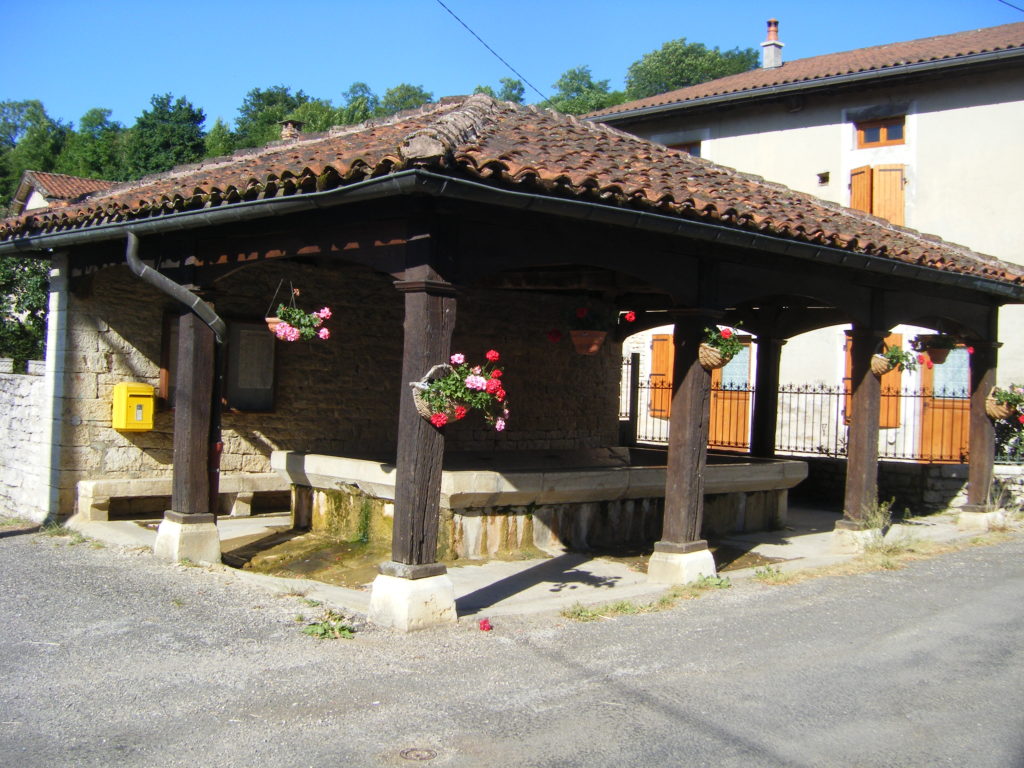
(0, 360), (48, 520)
(56, 258), (621, 515)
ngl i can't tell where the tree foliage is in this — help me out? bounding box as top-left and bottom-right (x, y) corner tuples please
(234, 85), (309, 147)
(625, 38), (759, 100)
(0, 256), (48, 368)
(339, 82), (379, 125)
(0, 101), (70, 205)
(124, 93), (205, 178)
(474, 78), (525, 104)
(542, 67), (624, 115)
(379, 84), (433, 117)
(54, 108), (127, 181)
(203, 117), (235, 158)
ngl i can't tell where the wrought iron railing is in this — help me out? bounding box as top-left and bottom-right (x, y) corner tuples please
(619, 371), (1012, 464)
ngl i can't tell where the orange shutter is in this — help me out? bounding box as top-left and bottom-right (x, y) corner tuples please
(850, 165), (873, 214)
(649, 334), (674, 419)
(872, 164), (905, 225)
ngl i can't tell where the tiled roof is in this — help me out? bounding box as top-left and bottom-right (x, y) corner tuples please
(590, 22), (1024, 119)
(1, 94), (1020, 286)
(21, 171), (115, 202)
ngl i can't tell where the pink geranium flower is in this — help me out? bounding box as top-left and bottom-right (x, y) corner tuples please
(494, 418), (506, 432)
(318, 328), (330, 340)
(450, 353), (465, 365)
(315, 307), (332, 320)
(465, 375), (488, 391)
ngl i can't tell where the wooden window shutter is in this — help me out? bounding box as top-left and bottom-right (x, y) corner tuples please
(649, 333), (674, 419)
(849, 165), (873, 214)
(872, 164), (905, 225)
(844, 331), (902, 428)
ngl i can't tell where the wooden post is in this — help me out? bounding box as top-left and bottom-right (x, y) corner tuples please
(657, 311), (714, 551)
(624, 352), (640, 447)
(840, 326), (884, 525)
(966, 339), (999, 509)
(387, 266), (457, 574)
(171, 311), (215, 517)
(751, 336), (786, 457)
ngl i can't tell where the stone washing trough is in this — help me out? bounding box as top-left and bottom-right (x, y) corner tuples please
(271, 448), (808, 560)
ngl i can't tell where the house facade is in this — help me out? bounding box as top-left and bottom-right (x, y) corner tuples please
(591, 21), (1024, 384)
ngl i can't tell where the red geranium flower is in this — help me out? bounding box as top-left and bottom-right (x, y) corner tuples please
(575, 307), (589, 319)
(967, 346), (975, 355)
(479, 618), (493, 631)
(496, 388), (506, 402)
(485, 349), (500, 362)
(430, 413), (448, 428)
(490, 369), (502, 378)
(624, 311), (636, 323)
(547, 329), (562, 343)
(917, 354), (926, 364)
(1018, 414), (1024, 424)
(720, 328), (733, 339)
(454, 405), (467, 421)
(485, 378), (501, 394)
(926, 360), (934, 369)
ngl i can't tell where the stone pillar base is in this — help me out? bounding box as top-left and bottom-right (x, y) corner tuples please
(647, 547), (717, 585)
(832, 526), (881, 553)
(957, 510), (1007, 532)
(368, 573), (457, 632)
(153, 512), (221, 565)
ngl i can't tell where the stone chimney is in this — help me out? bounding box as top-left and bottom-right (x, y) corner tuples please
(278, 119), (305, 141)
(760, 19), (784, 69)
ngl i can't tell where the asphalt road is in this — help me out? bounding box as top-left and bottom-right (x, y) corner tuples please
(1, 522), (1022, 768)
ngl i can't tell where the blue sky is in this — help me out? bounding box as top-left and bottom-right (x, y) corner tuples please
(2, 0), (1020, 128)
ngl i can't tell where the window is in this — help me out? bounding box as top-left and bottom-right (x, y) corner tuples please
(160, 315), (276, 411)
(849, 164), (905, 225)
(669, 141), (701, 158)
(856, 117), (904, 148)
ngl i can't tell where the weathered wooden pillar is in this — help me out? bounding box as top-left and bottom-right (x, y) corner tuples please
(839, 326), (885, 526)
(751, 336), (786, 457)
(648, 310), (717, 583)
(369, 262), (459, 631)
(966, 338), (999, 509)
(154, 310), (221, 563)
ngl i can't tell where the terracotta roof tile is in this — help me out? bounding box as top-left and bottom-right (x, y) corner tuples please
(2, 94), (1020, 286)
(22, 171), (115, 202)
(591, 22), (1024, 118)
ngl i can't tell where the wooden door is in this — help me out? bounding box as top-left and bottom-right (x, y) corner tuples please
(918, 347), (970, 463)
(649, 334), (673, 419)
(709, 342), (751, 450)
(843, 332), (903, 428)
(872, 165), (905, 226)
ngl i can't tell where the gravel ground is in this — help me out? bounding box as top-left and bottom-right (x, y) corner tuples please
(1, 520), (1023, 767)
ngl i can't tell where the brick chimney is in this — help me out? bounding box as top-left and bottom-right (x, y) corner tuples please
(278, 119), (305, 141)
(760, 19), (784, 69)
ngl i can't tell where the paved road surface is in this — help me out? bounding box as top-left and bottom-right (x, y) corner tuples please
(1, 524), (1022, 767)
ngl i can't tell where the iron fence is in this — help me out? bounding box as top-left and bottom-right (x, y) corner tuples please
(621, 368), (1018, 464)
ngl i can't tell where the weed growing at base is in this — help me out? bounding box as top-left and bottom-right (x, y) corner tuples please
(562, 574), (732, 621)
(302, 609), (355, 640)
(753, 565), (795, 584)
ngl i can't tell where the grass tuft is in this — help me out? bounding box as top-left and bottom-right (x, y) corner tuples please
(301, 609), (355, 640)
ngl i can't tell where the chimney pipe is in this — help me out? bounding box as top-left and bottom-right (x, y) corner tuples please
(761, 19), (784, 69)
(278, 119), (305, 141)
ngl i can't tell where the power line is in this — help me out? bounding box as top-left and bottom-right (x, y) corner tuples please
(996, 0), (1024, 12)
(432, 0), (550, 103)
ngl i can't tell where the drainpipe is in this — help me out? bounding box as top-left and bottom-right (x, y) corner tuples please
(124, 231), (226, 516)
(43, 252), (69, 523)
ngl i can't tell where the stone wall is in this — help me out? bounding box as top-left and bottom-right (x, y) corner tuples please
(56, 259), (621, 515)
(0, 359), (48, 520)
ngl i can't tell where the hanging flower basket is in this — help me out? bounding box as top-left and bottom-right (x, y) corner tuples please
(410, 364), (454, 420)
(570, 330), (607, 355)
(265, 316), (282, 334)
(986, 395), (1015, 421)
(870, 354), (895, 376)
(911, 334), (956, 365)
(698, 343), (731, 371)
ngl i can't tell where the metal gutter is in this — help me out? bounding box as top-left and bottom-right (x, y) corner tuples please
(587, 47), (1024, 125)
(2, 169), (1020, 302)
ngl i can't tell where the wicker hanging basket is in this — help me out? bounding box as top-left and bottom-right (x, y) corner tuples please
(265, 316), (282, 335)
(410, 364), (454, 420)
(871, 354), (896, 376)
(985, 394), (1016, 421)
(569, 330), (607, 355)
(698, 343), (732, 371)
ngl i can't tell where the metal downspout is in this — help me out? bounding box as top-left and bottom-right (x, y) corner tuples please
(124, 231), (225, 516)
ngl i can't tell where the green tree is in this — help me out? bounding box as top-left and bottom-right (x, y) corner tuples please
(474, 78), (526, 104)
(378, 84), (433, 117)
(234, 85), (309, 148)
(123, 93), (205, 178)
(0, 101), (70, 205)
(286, 99), (341, 133)
(338, 82), (379, 125)
(54, 108), (127, 181)
(625, 38), (759, 100)
(204, 117), (235, 158)
(542, 67), (624, 115)
(0, 255), (48, 368)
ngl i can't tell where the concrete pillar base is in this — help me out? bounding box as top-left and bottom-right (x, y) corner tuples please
(153, 513), (221, 565)
(956, 510), (1007, 532)
(647, 548), (717, 585)
(368, 573), (457, 632)
(832, 527), (882, 553)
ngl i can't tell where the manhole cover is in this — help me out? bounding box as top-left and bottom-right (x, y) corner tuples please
(399, 747), (437, 761)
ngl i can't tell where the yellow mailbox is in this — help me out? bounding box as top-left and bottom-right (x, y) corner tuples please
(112, 382), (155, 432)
